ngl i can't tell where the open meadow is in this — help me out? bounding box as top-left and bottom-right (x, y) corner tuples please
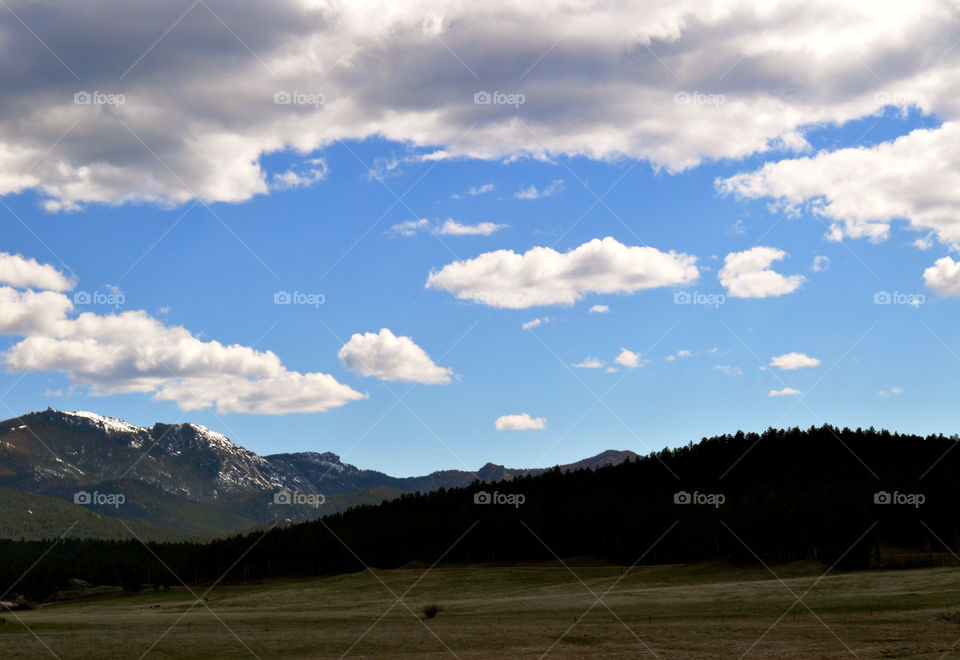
(4, 561), (960, 658)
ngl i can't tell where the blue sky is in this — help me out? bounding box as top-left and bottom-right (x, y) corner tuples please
(2, 2), (960, 475)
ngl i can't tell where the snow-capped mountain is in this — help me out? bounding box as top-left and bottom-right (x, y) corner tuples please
(0, 409), (637, 537)
(0, 409), (306, 501)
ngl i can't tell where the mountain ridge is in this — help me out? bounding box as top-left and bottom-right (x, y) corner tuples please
(0, 409), (638, 538)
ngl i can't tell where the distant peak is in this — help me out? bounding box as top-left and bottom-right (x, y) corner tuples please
(49, 409), (144, 435)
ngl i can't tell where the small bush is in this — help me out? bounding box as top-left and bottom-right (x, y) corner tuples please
(423, 603), (443, 619)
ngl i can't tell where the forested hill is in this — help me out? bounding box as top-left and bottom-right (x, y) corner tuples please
(4, 425), (959, 600)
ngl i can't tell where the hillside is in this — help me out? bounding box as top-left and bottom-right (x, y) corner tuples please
(0, 485), (200, 542)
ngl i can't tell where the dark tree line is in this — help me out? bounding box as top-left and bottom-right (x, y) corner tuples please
(3, 425), (959, 601)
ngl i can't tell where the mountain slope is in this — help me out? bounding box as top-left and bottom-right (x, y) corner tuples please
(0, 409), (638, 537)
(0, 485), (203, 542)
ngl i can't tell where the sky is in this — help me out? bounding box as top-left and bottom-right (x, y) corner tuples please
(2, 1), (960, 476)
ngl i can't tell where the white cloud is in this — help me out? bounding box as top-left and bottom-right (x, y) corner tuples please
(469, 183), (494, 195)
(923, 256), (960, 296)
(437, 219), (506, 236)
(3, 2), (960, 210)
(712, 364), (743, 376)
(426, 237), (698, 309)
(572, 356), (605, 369)
(605, 366), (618, 373)
(338, 328), (454, 384)
(770, 352), (821, 370)
(270, 158), (328, 191)
(0, 253), (74, 291)
(0, 287), (75, 335)
(878, 386), (903, 397)
(390, 219), (431, 237)
(811, 256), (830, 273)
(369, 151), (450, 181)
(769, 387), (802, 397)
(665, 349), (692, 362)
(0, 261), (364, 414)
(516, 179), (565, 200)
(391, 218), (505, 237)
(588, 304), (610, 314)
(729, 219), (747, 235)
(717, 122), (960, 249)
(614, 348), (641, 368)
(719, 247), (805, 298)
(521, 317), (549, 330)
(495, 413), (546, 431)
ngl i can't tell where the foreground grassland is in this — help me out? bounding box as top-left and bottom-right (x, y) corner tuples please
(4, 560), (960, 658)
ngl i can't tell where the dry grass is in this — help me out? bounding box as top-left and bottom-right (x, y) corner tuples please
(4, 560), (960, 658)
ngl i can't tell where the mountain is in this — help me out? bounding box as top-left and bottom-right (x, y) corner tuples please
(265, 448), (637, 495)
(0, 409), (637, 539)
(9, 424), (960, 603)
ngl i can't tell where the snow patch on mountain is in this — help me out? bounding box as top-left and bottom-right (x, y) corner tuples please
(58, 410), (145, 436)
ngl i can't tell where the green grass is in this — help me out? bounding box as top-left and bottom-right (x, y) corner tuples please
(4, 561), (960, 658)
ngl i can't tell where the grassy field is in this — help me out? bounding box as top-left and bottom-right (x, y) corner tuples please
(4, 560), (960, 658)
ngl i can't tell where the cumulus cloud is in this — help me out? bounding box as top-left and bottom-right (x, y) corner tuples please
(588, 304), (610, 314)
(769, 387), (802, 397)
(878, 386), (903, 397)
(3, 2), (960, 210)
(426, 237), (698, 309)
(665, 349), (692, 362)
(338, 328), (454, 384)
(923, 256), (960, 296)
(614, 348), (641, 368)
(572, 356), (605, 369)
(468, 183), (494, 195)
(811, 256), (830, 273)
(0, 253), (74, 291)
(0, 258), (364, 414)
(717, 123), (960, 249)
(719, 247), (805, 298)
(770, 352), (821, 370)
(515, 179), (565, 200)
(495, 413), (546, 431)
